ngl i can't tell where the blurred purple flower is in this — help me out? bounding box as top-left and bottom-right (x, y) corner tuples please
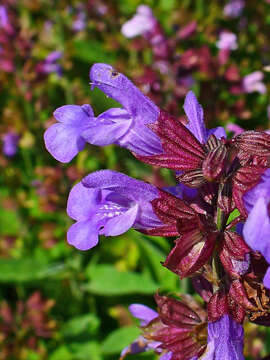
(0, 5), (12, 33)
(2, 132), (19, 157)
(216, 31), (238, 50)
(224, 0), (245, 18)
(66, 170), (163, 250)
(37, 51), (62, 76)
(242, 71), (266, 94)
(121, 5), (156, 38)
(177, 21), (197, 40)
(179, 74), (195, 88)
(121, 5), (170, 60)
(89, 63), (162, 155)
(226, 123), (244, 136)
(201, 315), (244, 359)
(243, 169), (270, 288)
(72, 11), (86, 32)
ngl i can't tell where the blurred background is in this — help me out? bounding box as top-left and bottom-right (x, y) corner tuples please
(1, 0), (270, 359)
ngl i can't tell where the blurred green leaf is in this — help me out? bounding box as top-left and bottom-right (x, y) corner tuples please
(69, 342), (101, 360)
(25, 351), (40, 360)
(49, 342), (101, 360)
(85, 264), (158, 295)
(0, 206), (21, 236)
(102, 326), (140, 355)
(126, 353), (158, 359)
(135, 235), (178, 291)
(49, 346), (73, 360)
(73, 40), (115, 64)
(0, 258), (66, 282)
(62, 314), (100, 337)
(159, 0), (176, 12)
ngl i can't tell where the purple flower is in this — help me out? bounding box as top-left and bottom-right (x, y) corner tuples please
(121, 5), (157, 38)
(183, 91), (226, 143)
(201, 315), (244, 360)
(224, 0), (245, 18)
(37, 51), (62, 76)
(44, 104), (94, 163)
(89, 63), (163, 155)
(216, 32), (238, 50)
(2, 132), (19, 157)
(242, 71), (266, 94)
(66, 170), (162, 250)
(243, 169), (270, 288)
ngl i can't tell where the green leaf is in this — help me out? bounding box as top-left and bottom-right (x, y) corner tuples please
(102, 326), (140, 355)
(0, 258), (66, 282)
(226, 209), (241, 225)
(62, 314), (100, 337)
(85, 264), (158, 295)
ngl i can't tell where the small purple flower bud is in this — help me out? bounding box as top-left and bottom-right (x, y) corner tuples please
(242, 71), (266, 94)
(2, 132), (19, 157)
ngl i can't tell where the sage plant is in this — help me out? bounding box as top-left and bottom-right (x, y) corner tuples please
(45, 63), (270, 360)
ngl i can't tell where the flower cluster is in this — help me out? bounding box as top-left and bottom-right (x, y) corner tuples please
(45, 63), (270, 360)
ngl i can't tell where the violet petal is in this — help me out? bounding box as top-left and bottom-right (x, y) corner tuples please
(102, 204), (139, 236)
(183, 91), (207, 144)
(67, 219), (100, 250)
